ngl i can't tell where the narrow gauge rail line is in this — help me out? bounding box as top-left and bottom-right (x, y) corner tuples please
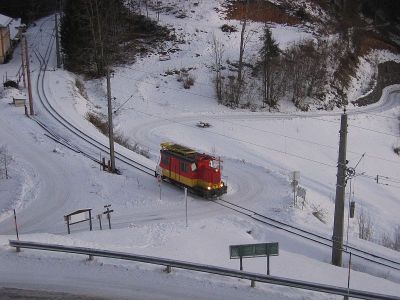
(32, 25), (155, 177)
(214, 199), (400, 272)
(31, 19), (400, 273)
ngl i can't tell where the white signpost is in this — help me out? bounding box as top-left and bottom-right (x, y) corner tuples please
(64, 209), (93, 234)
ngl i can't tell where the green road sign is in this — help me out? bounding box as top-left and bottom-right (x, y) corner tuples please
(230, 242), (279, 259)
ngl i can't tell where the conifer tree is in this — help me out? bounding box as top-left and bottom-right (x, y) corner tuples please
(258, 25), (279, 108)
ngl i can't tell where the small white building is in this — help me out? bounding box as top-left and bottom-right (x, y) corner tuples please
(13, 95), (26, 107)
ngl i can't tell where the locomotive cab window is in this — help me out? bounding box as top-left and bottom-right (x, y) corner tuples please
(180, 161), (188, 173)
(161, 154), (170, 165)
(209, 160), (218, 168)
(191, 163), (197, 172)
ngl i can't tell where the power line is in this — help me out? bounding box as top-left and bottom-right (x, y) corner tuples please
(358, 174), (400, 189)
(132, 108), (337, 168)
(119, 65), (400, 122)
(215, 118), (400, 166)
(308, 117), (400, 138)
(116, 72), (400, 138)
(361, 112), (400, 120)
(114, 74), (400, 166)
(120, 65), (400, 123)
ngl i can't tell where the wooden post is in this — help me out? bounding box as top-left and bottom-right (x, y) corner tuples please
(102, 157), (106, 171)
(107, 210), (111, 230)
(24, 36), (34, 116)
(251, 280), (256, 288)
(240, 256), (243, 271)
(13, 209), (20, 252)
(20, 39), (26, 88)
(89, 210), (93, 231)
(98, 214), (103, 230)
(66, 217), (70, 234)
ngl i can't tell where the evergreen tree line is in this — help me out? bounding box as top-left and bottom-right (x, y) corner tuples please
(61, 0), (169, 77)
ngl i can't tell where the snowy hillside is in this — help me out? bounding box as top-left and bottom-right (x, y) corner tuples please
(0, 0), (399, 299)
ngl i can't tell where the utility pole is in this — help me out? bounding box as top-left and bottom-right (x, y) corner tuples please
(55, 13), (61, 68)
(332, 108), (348, 267)
(106, 68), (116, 173)
(24, 36), (34, 116)
(20, 39), (26, 88)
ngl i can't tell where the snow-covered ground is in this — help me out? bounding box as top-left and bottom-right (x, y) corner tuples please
(0, 1), (399, 299)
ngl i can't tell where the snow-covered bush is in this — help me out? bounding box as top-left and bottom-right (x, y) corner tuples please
(380, 225), (400, 252)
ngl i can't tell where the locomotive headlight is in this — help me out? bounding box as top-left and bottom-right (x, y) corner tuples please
(220, 183), (223, 187)
(207, 186), (211, 190)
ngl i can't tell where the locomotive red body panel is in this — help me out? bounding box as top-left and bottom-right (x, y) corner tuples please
(158, 143), (227, 198)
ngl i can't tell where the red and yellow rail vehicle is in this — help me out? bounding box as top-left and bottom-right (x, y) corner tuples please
(158, 143), (227, 198)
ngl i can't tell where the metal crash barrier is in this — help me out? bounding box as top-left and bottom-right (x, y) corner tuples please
(9, 240), (400, 300)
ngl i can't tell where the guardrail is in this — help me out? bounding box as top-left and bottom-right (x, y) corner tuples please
(9, 240), (400, 300)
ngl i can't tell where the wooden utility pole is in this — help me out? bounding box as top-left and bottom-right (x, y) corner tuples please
(332, 109), (348, 267)
(24, 36), (34, 116)
(106, 68), (116, 173)
(20, 39), (26, 88)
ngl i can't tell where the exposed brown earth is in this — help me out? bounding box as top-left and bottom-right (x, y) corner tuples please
(224, 0), (301, 25)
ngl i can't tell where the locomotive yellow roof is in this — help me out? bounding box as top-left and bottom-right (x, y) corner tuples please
(161, 142), (197, 157)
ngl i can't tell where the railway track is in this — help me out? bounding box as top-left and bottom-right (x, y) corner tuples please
(31, 25), (155, 177)
(214, 199), (400, 272)
(31, 16), (400, 275)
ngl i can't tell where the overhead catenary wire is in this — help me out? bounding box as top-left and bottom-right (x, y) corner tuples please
(118, 65), (400, 119)
(115, 72), (400, 138)
(114, 72), (400, 166)
(215, 118), (400, 166)
(213, 199), (400, 271)
(132, 108), (336, 168)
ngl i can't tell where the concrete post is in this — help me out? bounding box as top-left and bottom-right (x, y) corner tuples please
(332, 111), (348, 267)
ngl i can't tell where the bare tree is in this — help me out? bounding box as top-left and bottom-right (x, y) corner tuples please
(395, 225), (400, 251)
(358, 208), (374, 241)
(235, 0), (251, 106)
(210, 34), (225, 103)
(381, 232), (393, 249)
(279, 39), (328, 110)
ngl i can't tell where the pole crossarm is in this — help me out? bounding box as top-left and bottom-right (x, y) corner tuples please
(8, 240), (400, 300)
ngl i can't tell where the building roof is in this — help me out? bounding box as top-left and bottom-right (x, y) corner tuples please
(0, 13), (13, 27)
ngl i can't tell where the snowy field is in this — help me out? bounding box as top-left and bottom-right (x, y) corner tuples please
(0, 1), (399, 299)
